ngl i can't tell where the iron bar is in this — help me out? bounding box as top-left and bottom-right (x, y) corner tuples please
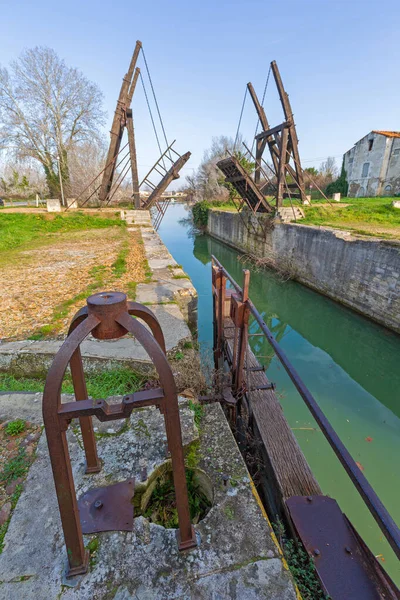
(211, 254), (400, 560)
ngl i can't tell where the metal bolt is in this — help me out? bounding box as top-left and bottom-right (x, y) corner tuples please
(345, 546), (352, 554)
(94, 500), (103, 510)
(313, 549), (320, 556)
(306, 496), (313, 502)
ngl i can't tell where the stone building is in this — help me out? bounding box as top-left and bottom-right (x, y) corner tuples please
(343, 131), (400, 197)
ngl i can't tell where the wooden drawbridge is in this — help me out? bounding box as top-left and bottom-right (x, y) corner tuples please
(217, 155), (273, 213)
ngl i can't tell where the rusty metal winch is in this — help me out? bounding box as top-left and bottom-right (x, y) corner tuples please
(43, 291), (197, 578)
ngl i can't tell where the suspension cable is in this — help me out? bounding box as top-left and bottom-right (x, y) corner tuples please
(140, 71), (164, 166)
(251, 66), (271, 155)
(234, 86), (248, 152)
(141, 47), (169, 152)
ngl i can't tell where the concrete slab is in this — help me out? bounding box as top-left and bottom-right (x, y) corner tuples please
(0, 304), (192, 377)
(0, 401), (297, 599)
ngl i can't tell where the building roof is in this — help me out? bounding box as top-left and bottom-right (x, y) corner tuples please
(372, 130), (400, 138)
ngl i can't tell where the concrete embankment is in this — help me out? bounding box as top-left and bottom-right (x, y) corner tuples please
(0, 211), (198, 376)
(207, 209), (400, 334)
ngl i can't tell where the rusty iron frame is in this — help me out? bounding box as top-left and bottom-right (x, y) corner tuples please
(211, 255), (400, 564)
(43, 291), (197, 578)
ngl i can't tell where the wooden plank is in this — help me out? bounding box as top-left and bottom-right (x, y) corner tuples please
(142, 152), (191, 210)
(224, 318), (321, 504)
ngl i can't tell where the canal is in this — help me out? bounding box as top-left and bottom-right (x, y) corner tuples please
(157, 203), (400, 583)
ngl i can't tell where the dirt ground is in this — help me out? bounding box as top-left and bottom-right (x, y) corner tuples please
(0, 227), (147, 341)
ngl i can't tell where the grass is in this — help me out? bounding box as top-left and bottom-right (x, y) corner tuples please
(188, 399), (204, 428)
(302, 197), (400, 235)
(0, 368), (146, 398)
(273, 520), (328, 600)
(0, 212), (124, 253)
(5, 419), (26, 436)
(111, 240), (129, 278)
(143, 468), (211, 529)
(0, 449), (31, 486)
(195, 196), (400, 238)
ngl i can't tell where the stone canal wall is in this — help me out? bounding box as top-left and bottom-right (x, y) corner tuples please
(207, 209), (400, 334)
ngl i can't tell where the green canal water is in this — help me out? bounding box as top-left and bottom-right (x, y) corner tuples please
(157, 203), (400, 583)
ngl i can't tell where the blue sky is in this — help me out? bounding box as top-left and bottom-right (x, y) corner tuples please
(1, 0), (399, 182)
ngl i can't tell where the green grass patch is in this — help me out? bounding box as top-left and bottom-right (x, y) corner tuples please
(172, 274), (190, 280)
(143, 468), (211, 528)
(188, 399), (204, 428)
(273, 520), (328, 599)
(0, 368), (146, 398)
(5, 419), (26, 436)
(0, 212), (124, 253)
(0, 449), (30, 485)
(111, 241), (129, 278)
(126, 281), (138, 300)
(143, 258), (152, 282)
(302, 197), (400, 236)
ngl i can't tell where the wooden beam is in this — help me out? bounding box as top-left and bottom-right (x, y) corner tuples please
(277, 127), (289, 207)
(99, 41), (142, 203)
(270, 61), (307, 203)
(126, 112), (140, 208)
(247, 82), (269, 131)
(255, 122), (290, 141)
(127, 67), (140, 107)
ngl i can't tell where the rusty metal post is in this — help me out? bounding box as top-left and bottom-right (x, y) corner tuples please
(214, 268), (226, 369)
(43, 291), (196, 578)
(69, 347), (101, 473)
(233, 270), (250, 394)
(43, 315), (100, 576)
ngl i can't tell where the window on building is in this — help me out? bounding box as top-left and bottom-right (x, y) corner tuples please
(394, 148), (400, 156)
(362, 163), (370, 178)
(368, 139), (374, 151)
(349, 157), (354, 164)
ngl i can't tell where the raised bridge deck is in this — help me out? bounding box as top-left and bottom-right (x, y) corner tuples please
(217, 155), (273, 213)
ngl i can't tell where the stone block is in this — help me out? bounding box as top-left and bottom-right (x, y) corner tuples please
(66, 198), (78, 209)
(392, 200), (400, 209)
(46, 199), (61, 212)
(333, 193), (341, 202)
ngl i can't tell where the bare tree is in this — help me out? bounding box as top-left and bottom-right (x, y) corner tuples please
(67, 140), (106, 205)
(319, 156), (338, 180)
(0, 47), (105, 200)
